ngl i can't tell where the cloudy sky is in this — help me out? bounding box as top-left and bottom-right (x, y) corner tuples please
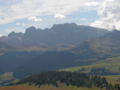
(0, 0), (119, 35)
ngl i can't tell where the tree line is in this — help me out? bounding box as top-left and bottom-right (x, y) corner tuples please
(15, 71), (119, 89)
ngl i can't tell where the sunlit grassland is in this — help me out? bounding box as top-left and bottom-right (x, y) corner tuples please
(104, 75), (120, 85)
(0, 85), (105, 90)
(61, 57), (120, 73)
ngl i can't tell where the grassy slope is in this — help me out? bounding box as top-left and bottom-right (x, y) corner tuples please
(0, 85), (105, 90)
(0, 72), (18, 86)
(105, 75), (120, 85)
(0, 72), (15, 81)
(62, 56), (120, 73)
(61, 56), (120, 86)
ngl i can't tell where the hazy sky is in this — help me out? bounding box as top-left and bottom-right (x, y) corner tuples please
(0, 0), (119, 35)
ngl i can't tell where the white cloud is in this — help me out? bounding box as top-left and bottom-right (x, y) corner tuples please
(91, 0), (120, 30)
(16, 22), (26, 26)
(85, 2), (99, 6)
(28, 16), (43, 22)
(54, 14), (66, 19)
(0, 0), (100, 24)
(0, 34), (2, 37)
(1, 27), (23, 35)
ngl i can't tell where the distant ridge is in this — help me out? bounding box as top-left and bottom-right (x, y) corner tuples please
(0, 23), (108, 47)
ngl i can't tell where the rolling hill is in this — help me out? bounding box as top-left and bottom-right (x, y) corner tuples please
(62, 30), (120, 75)
(14, 30), (120, 77)
(63, 56), (120, 75)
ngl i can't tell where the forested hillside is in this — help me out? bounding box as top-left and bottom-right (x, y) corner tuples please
(16, 71), (112, 89)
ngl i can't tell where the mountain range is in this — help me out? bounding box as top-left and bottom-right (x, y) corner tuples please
(0, 23), (120, 79)
(0, 23), (107, 48)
